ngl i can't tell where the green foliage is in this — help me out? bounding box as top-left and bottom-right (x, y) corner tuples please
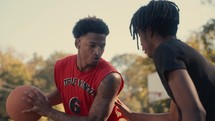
(0, 49), (69, 120)
(200, 19), (215, 62)
(187, 19), (215, 63)
(111, 54), (156, 112)
(0, 49), (32, 118)
(201, 0), (215, 5)
(31, 51), (69, 93)
(0, 50), (32, 85)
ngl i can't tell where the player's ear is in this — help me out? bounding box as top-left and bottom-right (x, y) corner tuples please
(146, 26), (153, 37)
(75, 39), (80, 49)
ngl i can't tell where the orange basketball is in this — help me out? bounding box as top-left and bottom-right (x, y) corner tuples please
(6, 85), (42, 121)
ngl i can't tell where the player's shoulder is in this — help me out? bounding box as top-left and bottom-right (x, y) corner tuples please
(57, 55), (75, 63)
(55, 54), (76, 68)
(155, 39), (183, 54)
(99, 58), (115, 68)
(103, 72), (122, 84)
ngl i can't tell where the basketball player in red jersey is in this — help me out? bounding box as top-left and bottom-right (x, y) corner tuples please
(22, 16), (126, 121)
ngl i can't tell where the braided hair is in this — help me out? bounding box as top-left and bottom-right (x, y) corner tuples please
(130, 0), (180, 49)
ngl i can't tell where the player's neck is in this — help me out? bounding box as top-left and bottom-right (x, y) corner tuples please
(162, 36), (177, 42)
(154, 35), (176, 46)
(76, 57), (94, 72)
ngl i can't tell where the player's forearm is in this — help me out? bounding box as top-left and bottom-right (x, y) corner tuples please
(181, 110), (206, 121)
(127, 112), (171, 121)
(47, 109), (88, 121)
(47, 90), (62, 106)
(47, 108), (110, 121)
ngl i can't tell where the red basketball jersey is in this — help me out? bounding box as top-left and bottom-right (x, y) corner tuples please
(54, 55), (126, 121)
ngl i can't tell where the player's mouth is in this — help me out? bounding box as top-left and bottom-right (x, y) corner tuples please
(92, 57), (100, 64)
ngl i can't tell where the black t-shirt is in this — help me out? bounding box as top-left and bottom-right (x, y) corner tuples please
(153, 39), (215, 121)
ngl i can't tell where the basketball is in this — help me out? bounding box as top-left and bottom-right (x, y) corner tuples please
(6, 85), (42, 121)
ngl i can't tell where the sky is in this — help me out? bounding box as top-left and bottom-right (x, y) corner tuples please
(0, 0), (215, 61)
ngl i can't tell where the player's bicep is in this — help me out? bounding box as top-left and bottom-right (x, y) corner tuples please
(47, 89), (62, 106)
(167, 69), (205, 116)
(88, 73), (122, 121)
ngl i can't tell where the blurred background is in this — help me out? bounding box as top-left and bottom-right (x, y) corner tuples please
(0, 0), (215, 120)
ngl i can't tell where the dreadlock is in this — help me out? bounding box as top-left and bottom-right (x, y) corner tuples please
(130, 0), (180, 49)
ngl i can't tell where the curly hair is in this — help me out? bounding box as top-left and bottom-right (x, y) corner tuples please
(130, 0), (180, 48)
(72, 16), (109, 38)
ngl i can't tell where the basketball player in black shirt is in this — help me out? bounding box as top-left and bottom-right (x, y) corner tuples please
(116, 0), (215, 121)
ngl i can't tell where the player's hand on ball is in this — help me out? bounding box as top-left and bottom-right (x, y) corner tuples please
(22, 87), (52, 117)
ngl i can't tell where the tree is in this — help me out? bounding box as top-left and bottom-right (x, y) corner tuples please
(28, 51), (69, 93)
(201, 0), (215, 5)
(0, 49), (69, 121)
(187, 19), (215, 63)
(28, 51), (69, 121)
(111, 54), (156, 111)
(0, 48), (32, 119)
